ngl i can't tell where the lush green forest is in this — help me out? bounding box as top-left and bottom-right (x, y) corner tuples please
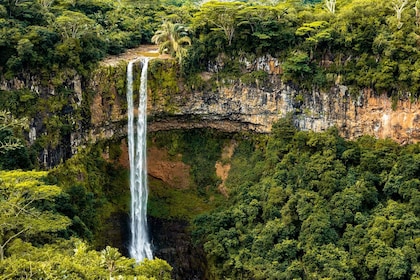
(0, 169), (172, 279)
(1, 0), (420, 279)
(2, 0), (420, 93)
(183, 0), (420, 95)
(192, 119), (420, 279)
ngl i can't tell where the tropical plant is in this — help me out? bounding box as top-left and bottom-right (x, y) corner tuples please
(193, 1), (243, 46)
(0, 237), (172, 279)
(152, 21), (192, 64)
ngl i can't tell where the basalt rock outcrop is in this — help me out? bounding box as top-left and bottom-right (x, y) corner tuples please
(0, 71), (85, 167)
(90, 54), (420, 146)
(2, 51), (418, 166)
(149, 217), (208, 280)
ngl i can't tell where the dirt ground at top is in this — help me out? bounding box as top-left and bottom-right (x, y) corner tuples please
(101, 45), (170, 66)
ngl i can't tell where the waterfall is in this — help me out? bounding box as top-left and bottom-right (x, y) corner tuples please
(127, 58), (153, 261)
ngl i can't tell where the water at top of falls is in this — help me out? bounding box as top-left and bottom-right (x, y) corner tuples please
(127, 58), (153, 262)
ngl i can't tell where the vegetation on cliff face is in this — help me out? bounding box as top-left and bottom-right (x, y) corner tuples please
(2, 0), (419, 166)
(193, 118), (420, 279)
(148, 129), (228, 220)
(148, 59), (182, 112)
(0, 111), (34, 169)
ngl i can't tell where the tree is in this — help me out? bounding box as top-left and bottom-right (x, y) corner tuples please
(0, 111), (28, 153)
(37, 0), (54, 10)
(415, 0), (420, 27)
(54, 11), (96, 39)
(134, 258), (173, 280)
(0, 170), (71, 260)
(303, 244), (356, 279)
(392, 0), (409, 29)
(193, 1), (243, 46)
(296, 21), (332, 59)
(0, 238), (172, 279)
(325, 0), (336, 13)
(282, 50), (313, 82)
(237, 5), (279, 37)
(100, 246), (138, 279)
(236, 4), (294, 53)
(152, 21), (191, 64)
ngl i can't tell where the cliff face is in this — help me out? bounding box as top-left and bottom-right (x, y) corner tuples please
(1, 54), (419, 167)
(0, 71), (84, 167)
(154, 87), (418, 144)
(91, 57), (420, 145)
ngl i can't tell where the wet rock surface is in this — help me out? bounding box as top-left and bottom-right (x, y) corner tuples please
(149, 217), (208, 280)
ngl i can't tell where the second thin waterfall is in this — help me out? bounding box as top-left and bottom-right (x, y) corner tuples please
(127, 58), (153, 261)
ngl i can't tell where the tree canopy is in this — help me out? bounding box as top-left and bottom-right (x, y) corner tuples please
(2, 0), (420, 96)
(193, 120), (420, 279)
(0, 169), (173, 278)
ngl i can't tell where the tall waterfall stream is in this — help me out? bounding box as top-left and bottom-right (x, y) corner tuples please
(127, 58), (153, 261)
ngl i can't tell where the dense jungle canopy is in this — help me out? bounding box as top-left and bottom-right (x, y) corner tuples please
(1, 0), (420, 94)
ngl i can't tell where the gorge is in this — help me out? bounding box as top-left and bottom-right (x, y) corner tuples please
(2, 0), (420, 277)
(1, 49), (420, 279)
(86, 53), (420, 278)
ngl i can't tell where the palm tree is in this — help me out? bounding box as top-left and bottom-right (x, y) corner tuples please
(152, 21), (191, 65)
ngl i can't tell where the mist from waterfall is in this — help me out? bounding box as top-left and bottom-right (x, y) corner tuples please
(127, 58), (153, 261)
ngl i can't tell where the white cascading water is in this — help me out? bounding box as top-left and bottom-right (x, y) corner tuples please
(127, 58), (153, 261)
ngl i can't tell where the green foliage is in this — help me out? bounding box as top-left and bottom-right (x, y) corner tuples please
(0, 0), (189, 78)
(0, 149), (173, 279)
(0, 170), (71, 260)
(148, 59), (181, 111)
(0, 111), (28, 158)
(151, 129), (226, 193)
(240, 70), (269, 86)
(193, 118), (420, 279)
(0, 111), (34, 170)
(282, 50), (313, 83)
(152, 21), (191, 64)
(148, 176), (223, 220)
(193, 1), (244, 46)
(0, 238), (171, 279)
(49, 143), (130, 246)
(92, 62), (128, 107)
(182, 0), (420, 95)
(134, 256), (173, 279)
(55, 11), (96, 39)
